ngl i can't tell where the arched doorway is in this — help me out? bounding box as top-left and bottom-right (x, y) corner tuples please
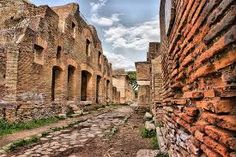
(106, 80), (110, 101)
(67, 65), (76, 101)
(96, 75), (101, 103)
(51, 66), (63, 101)
(81, 70), (92, 101)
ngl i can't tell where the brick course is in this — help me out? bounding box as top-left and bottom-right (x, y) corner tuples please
(150, 0), (236, 156)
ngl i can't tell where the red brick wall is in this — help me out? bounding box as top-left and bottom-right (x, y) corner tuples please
(156, 0), (236, 156)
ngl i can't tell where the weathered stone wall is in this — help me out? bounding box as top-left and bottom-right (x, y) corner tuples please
(112, 69), (134, 104)
(155, 0), (236, 156)
(0, 0), (117, 122)
(135, 62), (151, 106)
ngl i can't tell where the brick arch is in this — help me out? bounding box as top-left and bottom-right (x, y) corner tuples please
(80, 63), (94, 76)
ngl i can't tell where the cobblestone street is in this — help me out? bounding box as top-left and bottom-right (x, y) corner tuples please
(0, 105), (153, 157)
(1, 0), (235, 156)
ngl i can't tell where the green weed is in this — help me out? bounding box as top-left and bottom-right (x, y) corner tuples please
(0, 117), (59, 136)
(140, 127), (156, 138)
(8, 136), (39, 151)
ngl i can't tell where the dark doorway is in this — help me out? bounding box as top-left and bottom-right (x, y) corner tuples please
(96, 76), (101, 103)
(81, 71), (91, 101)
(106, 80), (110, 101)
(67, 65), (75, 100)
(51, 66), (62, 101)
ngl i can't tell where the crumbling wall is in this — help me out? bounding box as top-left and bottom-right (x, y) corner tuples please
(156, 0), (236, 156)
(0, 0), (117, 122)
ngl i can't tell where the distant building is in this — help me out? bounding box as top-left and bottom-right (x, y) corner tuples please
(112, 69), (134, 104)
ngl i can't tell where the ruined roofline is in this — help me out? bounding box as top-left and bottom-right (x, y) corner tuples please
(135, 61), (150, 66)
(51, 3), (101, 46)
(51, 3), (79, 15)
(20, 0), (60, 19)
(40, 5), (60, 19)
(89, 25), (102, 45)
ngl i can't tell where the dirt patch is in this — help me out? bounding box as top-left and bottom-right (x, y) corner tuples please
(68, 109), (153, 157)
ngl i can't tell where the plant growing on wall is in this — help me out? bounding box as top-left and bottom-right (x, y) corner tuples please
(127, 71), (138, 98)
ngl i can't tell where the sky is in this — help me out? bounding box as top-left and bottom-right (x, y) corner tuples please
(31, 0), (161, 71)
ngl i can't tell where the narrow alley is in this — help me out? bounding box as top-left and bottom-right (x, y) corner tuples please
(1, 105), (159, 157)
(0, 0), (235, 157)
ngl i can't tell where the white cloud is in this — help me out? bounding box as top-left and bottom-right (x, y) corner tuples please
(90, 0), (107, 13)
(104, 51), (135, 71)
(104, 19), (160, 51)
(91, 14), (121, 27)
(89, 0), (121, 27)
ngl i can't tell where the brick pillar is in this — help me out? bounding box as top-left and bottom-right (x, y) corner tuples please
(100, 78), (106, 104)
(76, 67), (81, 102)
(91, 75), (97, 104)
(4, 46), (19, 103)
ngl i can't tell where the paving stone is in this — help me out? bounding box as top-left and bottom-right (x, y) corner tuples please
(87, 133), (96, 138)
(145, 121), (155, 131)
(4, 106), (135, 156)
(136, 149), (159, 157)
(59, 148), (67, 152)
(79, 138), (88, 143)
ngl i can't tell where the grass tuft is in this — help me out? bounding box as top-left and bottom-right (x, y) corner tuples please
(140, 127), (156, 138)
(151, 137), (159, 149)
(0, 117), (60, 137)
(8, 136), (39, 151)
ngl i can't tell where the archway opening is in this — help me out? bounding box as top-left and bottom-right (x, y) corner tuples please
(51, 66), (63, 101)
(67, 65), (76, 101)
(96, 75), (101, 103)
(106, 80), (110, 101)
(81, 70), (92, 101)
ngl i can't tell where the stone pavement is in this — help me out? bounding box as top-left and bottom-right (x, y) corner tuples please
(0, 106), (133, 157)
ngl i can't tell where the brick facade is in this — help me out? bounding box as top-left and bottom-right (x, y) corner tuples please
(151, 0), (236, 156)
(136, 42), (163, 106)
(135, 62), (151, 106)
(0, 0), (120, 122)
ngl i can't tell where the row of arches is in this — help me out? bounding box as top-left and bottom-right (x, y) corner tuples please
(51, 65), (111, 104)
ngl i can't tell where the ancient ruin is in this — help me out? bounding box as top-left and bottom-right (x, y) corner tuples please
(0, 1), (132, 122)
(0, 0), (235, 157)
(137, 0), (236, 156)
